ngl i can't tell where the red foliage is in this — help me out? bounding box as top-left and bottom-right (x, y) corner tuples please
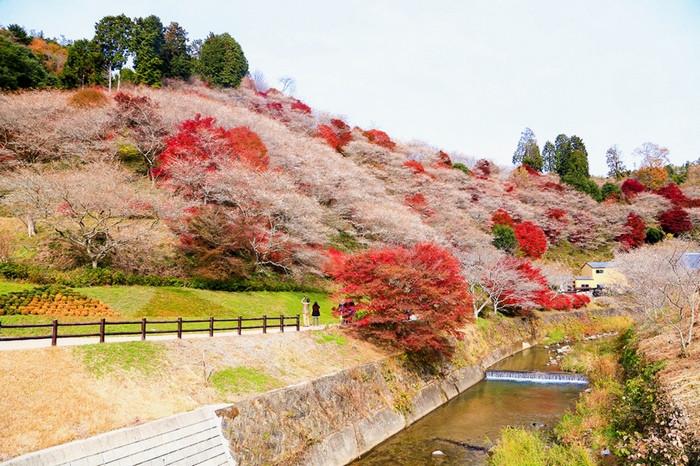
(546, 208), (568, 221)
(156, 115), (269, 178)
(290, 99), (312, 114)
(514, 221), (548, 259)
(522, 165), (541, 176)
(317, 124), (352, 152)
(403, 160), (426, 175)
(571, 294), (591, 309)
(621, 178), (645, 198)
(404, 193), (434, 217)
(113, 91), (151, 109)
(617, 212), (646, 250)
(432, 151), (452, 169)
(656, 183), (689, 206)
(491, 208), (515, 227)
(266, 102), (283, 112)
(542, 181), (565, 192)
(331, 118), (350, 131)
(658, 207), (693, 235)
(363, 129), (396, 150)
(473, 159), (492, 178)
(326, 243), (473, 360)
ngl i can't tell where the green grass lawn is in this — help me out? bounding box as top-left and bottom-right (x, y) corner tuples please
(0, 281), (337, 338)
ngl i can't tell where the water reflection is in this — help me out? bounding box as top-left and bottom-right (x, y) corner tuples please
(352, 347), (583, 466)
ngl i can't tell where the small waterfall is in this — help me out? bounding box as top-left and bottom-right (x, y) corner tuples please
(485, 370), (588, 385)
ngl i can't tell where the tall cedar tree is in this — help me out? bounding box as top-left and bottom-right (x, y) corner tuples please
(62, 39), (103, 87)
(163, 22), (192, 80)
(198, 32), (248, 88)
(131, 15), (165, 86)
(93, 15), (133, 91)
(542, 141), (556, 173)
(327, 243), (473, 361)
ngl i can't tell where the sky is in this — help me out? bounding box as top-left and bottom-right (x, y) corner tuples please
(1, 0), (699, 175)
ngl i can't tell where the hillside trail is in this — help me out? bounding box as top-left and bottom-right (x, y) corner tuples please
(0, 324), (331, 352)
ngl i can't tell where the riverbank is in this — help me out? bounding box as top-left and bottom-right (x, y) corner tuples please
(490, 328), (700, 465)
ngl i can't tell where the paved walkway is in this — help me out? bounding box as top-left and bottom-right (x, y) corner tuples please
(0, 324), (331, 352)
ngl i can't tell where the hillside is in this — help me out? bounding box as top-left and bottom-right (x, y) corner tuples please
(2, 81), (698, 295)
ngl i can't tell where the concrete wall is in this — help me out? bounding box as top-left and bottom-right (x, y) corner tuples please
(217, 338), (535, 465)
(5, 405), (235, 466)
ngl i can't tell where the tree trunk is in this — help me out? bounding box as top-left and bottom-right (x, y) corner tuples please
(117, 69), (121, 91)
(26, 215), (35, 237)
(108, 63), (112, 93)
(91, 259), (98, 269)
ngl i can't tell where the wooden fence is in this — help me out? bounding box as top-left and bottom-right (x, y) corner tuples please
(0, 314), (301, 345)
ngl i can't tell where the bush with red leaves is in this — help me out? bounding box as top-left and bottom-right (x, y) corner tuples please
(621, 179), (645, 198)
(473, 159), (493, 178)
(617, 212), (646, 250)
(491, 208), (515, 227)
(514, 221), (548, 259)
(290, 99), (312, 114)
(542, 181), (565, 192)
(404, 193), (434, 216)
(266, 102), (283, 113)
(326, 243), (473, 361)
(433, 150), (452, 168)
(156, 115), (269, 178)
(363, 129), (396, 150)
(317, 119), (352, 151)
(656, 183), (689, 206)
(658, 207), (693, 235)
(403, 160), (426, 175)
(546, 208), (567, 221)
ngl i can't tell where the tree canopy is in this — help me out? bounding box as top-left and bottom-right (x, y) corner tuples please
(198, 32), (248, 88)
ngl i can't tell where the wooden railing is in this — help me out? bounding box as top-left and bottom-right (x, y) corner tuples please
(0, 314), (301, 345)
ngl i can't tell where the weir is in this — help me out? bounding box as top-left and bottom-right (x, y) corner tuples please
(485, 370), (588, 385)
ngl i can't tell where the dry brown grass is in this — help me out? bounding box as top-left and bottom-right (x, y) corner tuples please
(638, 327), (700, 438)
(0, 329), (384, 461)
(68, 88), (109, 108)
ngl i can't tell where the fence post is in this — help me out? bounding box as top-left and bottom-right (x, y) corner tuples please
(296, 314), (300, 331)
(209, 317), (214, 337)
(237, 316), (242, 335)
(141, 318), (147, 341)
(51, 319), (58, 346)
(99, 318), (105, 343)
(262, 315), (267, 334)
(280, 315), (285, 333)
(177, 317), (182, 339)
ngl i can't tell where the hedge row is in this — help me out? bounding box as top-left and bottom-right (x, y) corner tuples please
(0, 263), (327, 293)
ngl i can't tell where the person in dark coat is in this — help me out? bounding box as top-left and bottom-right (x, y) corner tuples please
(311, 301), (321, 326)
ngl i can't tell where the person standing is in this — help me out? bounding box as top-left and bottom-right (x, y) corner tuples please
(311, 301), (321, 326)
(301, 296), (311, 327)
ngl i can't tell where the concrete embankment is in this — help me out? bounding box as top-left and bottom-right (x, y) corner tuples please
(217, 308), (631, 465)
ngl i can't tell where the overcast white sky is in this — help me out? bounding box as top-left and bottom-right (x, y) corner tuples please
(2, 0), (699, 174)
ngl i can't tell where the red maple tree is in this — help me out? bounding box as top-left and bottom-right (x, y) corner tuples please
(327, 243), (473, 360)
(317, 119), (352, 151)
(363, 129), (396, 150)
(155, 115), (269, 178)
(658, 207), (693, 235)
(290, 99), (312, 114)
(617, 212), (646, 250)
(621, 178), (645, 198)
(491, 208), (515, 227)
(514, 221), (548, 258)
(403, 160), (426, 174)
(656, 183), (689, 206)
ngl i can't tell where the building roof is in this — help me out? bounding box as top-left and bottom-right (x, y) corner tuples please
(681, 253), (700, 271)
(586, 261), (613, 269)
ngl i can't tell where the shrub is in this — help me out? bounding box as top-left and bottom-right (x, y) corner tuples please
(404, 193), (433, 216)
(514, 221), (548, 258)
(636, 166), (668, 190)
(317, 121), (351, 151)
(492, 224), (517, 252)
(290, 99), (311, 114)
(621, 179), (645, 198)
(433, 150), (452, 168)
(326, 243), (473, 361)
(656, 183), (688, 206)
(69, 88), (109, 108)
(617, 212), (646, 250)
(402, 160), (426, 174)
(362, 129), (395, 150)
(473, 159), (493, 177)
(491, 208), (515, 227)
(658, 207), (692, 235)
(0, 285), (115, 317)
(546, 208), (567, 221)
(645, 226), (664, 244)
(452, 162), (471, 175)
(601, 182), (621, 201)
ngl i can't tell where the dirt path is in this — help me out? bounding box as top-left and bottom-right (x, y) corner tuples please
(0, 324), (330, 351)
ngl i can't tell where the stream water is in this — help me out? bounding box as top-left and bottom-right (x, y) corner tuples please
(352, 346), (585, 465)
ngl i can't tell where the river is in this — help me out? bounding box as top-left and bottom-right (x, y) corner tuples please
(352, 346), (585, 465)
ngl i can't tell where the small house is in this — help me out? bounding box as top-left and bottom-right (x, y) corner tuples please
(574, 261), (626, 290)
